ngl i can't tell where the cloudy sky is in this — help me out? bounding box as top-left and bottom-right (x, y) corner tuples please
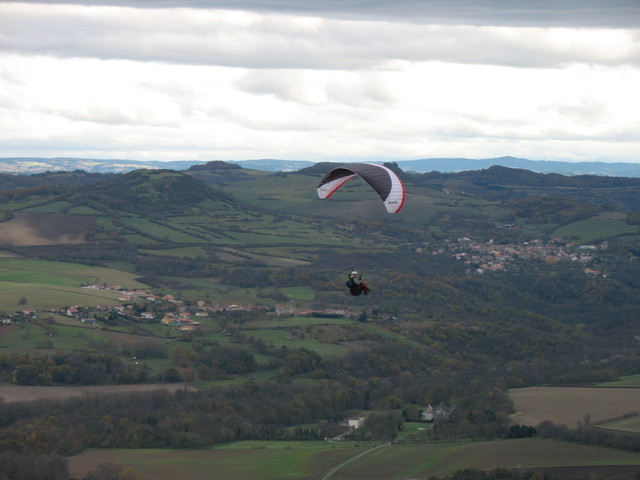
(1, 0), (639, 163)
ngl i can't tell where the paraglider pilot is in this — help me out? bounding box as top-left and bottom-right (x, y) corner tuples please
(347, 271), (369, 296)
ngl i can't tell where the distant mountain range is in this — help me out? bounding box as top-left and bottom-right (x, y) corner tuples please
(3, 156), (640, 177)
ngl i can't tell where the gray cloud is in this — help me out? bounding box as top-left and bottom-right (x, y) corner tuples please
(1, 4), (638, 70)
(5, 0), (640, 28)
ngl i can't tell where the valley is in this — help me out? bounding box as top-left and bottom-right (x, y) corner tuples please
(0, 161), (638, 479)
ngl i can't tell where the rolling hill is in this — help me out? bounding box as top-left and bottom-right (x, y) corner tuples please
(0, 162), (638, 478)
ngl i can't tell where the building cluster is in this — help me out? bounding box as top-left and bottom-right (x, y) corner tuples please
(438, 237), (607, 274)
(420, 402), (454, 422)
(1, 285), (367, 330)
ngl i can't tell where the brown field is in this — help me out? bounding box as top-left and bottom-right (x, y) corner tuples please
(509, 386), (640, 427)
(0, 212), (92, 246)
(0, 383), (197, 403)
(331, 438), (640, 479)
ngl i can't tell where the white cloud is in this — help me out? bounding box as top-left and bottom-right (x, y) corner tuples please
(0, 1), (639, 163)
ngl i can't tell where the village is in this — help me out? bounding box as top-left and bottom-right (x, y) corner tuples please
(1, 283), (370, 331)
(438, 236), (608, 276)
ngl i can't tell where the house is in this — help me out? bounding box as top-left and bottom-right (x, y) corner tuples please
(275, 304), (296, 316)
(421, 404), (434, 422)
(348, 417), (365, 429)
(225, 304), (244, 311)
(81, 318), (96, 324)
(434, 402), (454, 422)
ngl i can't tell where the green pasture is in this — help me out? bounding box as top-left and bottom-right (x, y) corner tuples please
(249, 317), (353, 329)
(0, 197), (44, 210)
(359, 323), (424, 348)
(156, 277), (262, 305)
(169, 215), (213, 223)
(140, 246), (208, 259)
(120, 217), (209, 243)
(68, 438), (640, 480)
(121, 234), (160, 245)
(551, 212), (638, 243)
(0, 258), (146, 287)
(0, 258), (148, 311)
(22, 201), (73, 213)
(598, 415), (640, 433)
(68, 442), (360, 480)
(249, 246), (321, 262)
(597, 373), (640, 387)
(67, 205), (103, 215)
(217, 247), (310, 267)
(281, 287), (315, 301)
(243, 328), (350, 357)
(192, 368), (279, 388)
(0, 282), (123, 311)
(0, 323), (107, 353)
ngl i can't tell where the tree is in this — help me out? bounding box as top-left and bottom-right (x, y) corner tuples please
(18, 296), (27, 305)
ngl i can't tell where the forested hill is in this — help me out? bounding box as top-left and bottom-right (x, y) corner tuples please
(419, 165), (640, 188)
(409, 165), (640, 209)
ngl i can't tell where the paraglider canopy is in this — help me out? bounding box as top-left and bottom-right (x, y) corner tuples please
(316, 163), (406, 213)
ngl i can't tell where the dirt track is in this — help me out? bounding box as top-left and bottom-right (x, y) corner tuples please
(0, 383), (196, 403)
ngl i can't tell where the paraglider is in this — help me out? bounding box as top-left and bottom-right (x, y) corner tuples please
(316, 163), (406, 214)
(346, 270), (369, 296)
(317, 163), (406, 297)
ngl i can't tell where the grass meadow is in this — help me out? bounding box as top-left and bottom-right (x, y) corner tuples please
(67, 438), (640, 480)
(598, 374), (640, 388)
(0, 258), (148, 311)
(68, 441), (361, 480)
(243, 328), (350, 357)
(551, 212), (638, 243)
(599, 415), (640, 433)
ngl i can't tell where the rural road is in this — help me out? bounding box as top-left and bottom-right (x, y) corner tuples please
(319, 442), (390, 480)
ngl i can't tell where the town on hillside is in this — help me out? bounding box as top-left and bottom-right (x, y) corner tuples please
(438, 237), (609, 276)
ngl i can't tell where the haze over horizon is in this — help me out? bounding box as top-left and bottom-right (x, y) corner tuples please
(1, 0), (639, 164)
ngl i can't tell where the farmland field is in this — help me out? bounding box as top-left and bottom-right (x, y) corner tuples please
(0, 383), (196, 403)
(509, 386), (640, 427)
(0, 212), (93, 246)
(0, 258), (148, 311)
(66, 438), (640, 480)
(243, 328), (350, 357)
(598, 414), (640, 433)
(598, 374), (640, 388)
(551, 212), (638, 243)
(330, 438), (640, 479)
(68, 441), (361, 480)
